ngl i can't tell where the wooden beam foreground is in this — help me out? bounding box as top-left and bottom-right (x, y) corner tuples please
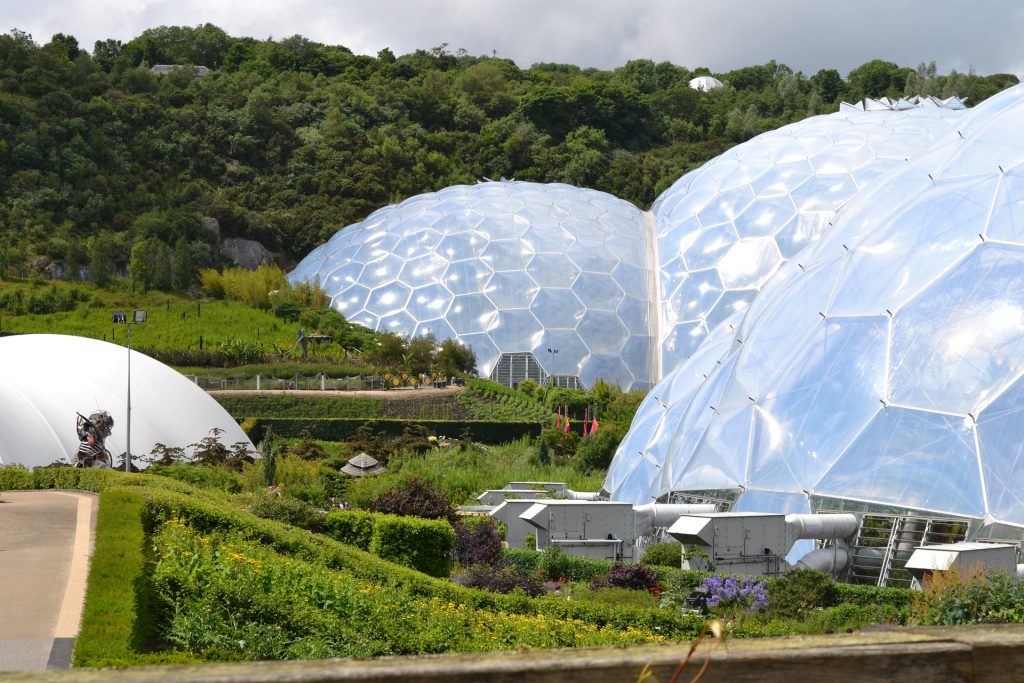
(6, 624), (1024, 683)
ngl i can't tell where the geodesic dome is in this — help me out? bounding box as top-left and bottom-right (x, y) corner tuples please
(652, 101), (965, 372)
(0, 334), (255, 469)
(606, 84), (1024, 539)
(289, 181), (655, 391)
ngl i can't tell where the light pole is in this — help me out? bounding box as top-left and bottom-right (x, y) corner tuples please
(546, 347), (558, 387)
(113, 309), (147, 472)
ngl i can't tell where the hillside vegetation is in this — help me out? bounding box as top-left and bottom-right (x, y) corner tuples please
(0, 25), (1017, 288)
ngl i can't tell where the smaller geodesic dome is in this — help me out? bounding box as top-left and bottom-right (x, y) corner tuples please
(651, 100), (965, 372)
(289, 180), (655, 391)
(606, 84), (1024, 540)
(0, 334), (254, 468)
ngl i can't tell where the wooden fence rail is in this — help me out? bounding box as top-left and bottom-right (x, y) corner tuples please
(6, 624), (1024, 683)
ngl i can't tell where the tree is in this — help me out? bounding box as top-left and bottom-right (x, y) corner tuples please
(810, 68), (846, 103)
(172, 236), (193, 292)
(88, 232), (115, 287)
(433, 338), (477, 377)
(846, 60), (909, 100)
(129, 238), (152, 293)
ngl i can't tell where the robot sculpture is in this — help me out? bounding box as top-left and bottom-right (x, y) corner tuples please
(75, 411), (114, 468)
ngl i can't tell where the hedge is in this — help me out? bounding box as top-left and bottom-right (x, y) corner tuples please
(139, 487), (696, 637)
(245, 418), (541, 443)
(323, 509), (455, 578)
(214, 395), (384, 419)
(0, 464), (196, 495)
(322, 509), (376, 550)
(73, 488), (197, 668)
(370, 515), (454, 578)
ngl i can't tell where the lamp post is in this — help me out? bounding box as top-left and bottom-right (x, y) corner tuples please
(546, 347), (558, 387)
(113, 309), (147, 472)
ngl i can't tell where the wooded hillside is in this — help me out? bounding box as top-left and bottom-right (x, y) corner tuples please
(0, 24), (1017, 291)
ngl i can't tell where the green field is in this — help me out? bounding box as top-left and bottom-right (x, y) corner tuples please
(0, 281), (298, 350)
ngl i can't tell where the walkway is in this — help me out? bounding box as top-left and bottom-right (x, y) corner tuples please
(0, 490), (96, 672)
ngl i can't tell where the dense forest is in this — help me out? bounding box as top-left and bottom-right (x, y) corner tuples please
(0, 23), (1017, 292)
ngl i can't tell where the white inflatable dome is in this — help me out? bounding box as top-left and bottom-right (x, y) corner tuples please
(0, 334), (254, 468)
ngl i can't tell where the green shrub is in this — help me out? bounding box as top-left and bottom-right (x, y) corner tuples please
(248, 496), (324, 531)
(322, 508), (455, 577)
(641, 542), (682, 568)
(537, 545), (620, 582)
(574, 427), (623, 473)
(148, 463), (244, 493)
(766, 568), (838, 619)
(575, 586), (659, 609)
(0, 464), (32, 490)
(834, 582), (911, 609)
(910, 570), (1024, 626)
(369, 515), (455, 578)
(322, 509), (376, 550)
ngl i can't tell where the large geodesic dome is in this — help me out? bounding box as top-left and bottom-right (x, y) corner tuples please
(290, 181), (655, 390)
(652, 97), (965, 371)
(0, 334), (255, 468)
(606, 84), (1024, 540)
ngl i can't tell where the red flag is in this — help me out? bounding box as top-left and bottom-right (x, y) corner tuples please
(556, 406), (562, 429)
(590, 417), (599, 435)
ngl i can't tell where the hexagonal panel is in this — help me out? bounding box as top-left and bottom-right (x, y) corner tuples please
(408, 283), (453, 320)
(487, 309), (544, 351)
(532, 288), (586, 329)
(482, 239), (533, 271)
(447, 293), (498, 335)
(443, 259), (493, 295)
(573, 272), (623, 311)
(365, 281), (411, 317)
(578, 310), (628, 355)
(484, 270), (539, 309)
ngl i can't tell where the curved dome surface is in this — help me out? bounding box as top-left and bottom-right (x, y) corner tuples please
(0, 334), (254, 468)
(290, 181), (655, 390)
(607, 84), (1024, 537)
(652, 103), (965, 372)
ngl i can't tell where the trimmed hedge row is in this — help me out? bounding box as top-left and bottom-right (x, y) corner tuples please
(214, 394), (385, 419)
(245, 417), (541, 443)
(322, 509), (454, 578)
(139, 487), (698, 638)
(74, 489), (197, 668)
(0, 464), (196, 495)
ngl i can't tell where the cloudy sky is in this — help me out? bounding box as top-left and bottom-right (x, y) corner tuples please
(5, 0), (1024, 77)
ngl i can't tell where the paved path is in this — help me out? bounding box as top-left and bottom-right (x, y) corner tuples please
(0, 491), (96, 672)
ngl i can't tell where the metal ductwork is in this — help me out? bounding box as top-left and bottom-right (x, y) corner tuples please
(634, 503), (717, 537)
(795, 547), (851, 574)
(667, 512), (860, 577)
(786, 514), (858, 541)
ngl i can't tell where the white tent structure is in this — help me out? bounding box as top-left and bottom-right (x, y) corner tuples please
(688, 76), (724, 92)
(0, 334), (254, 468)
